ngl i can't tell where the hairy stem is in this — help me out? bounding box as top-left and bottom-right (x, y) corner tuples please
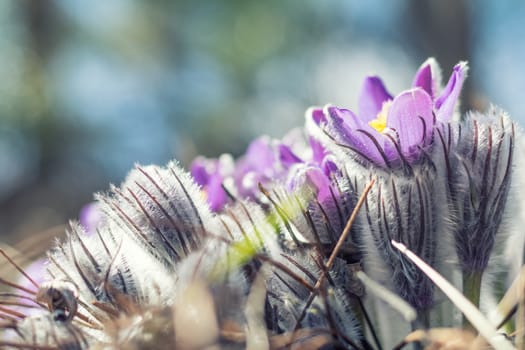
(462, 271), (482, 331)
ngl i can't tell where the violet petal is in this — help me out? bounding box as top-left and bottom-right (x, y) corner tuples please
(434, 61), (468, 122)
(309, 137), (327, 165)
(358, 76), (393, 121)
(305, 167), (332, 203)
(322, 158), (338, 177)
(278, 144), (302, 167)
(412, 61), (434, 98)
(387, 88), (434, 156)
(310, 107), (327, 125)
(190, 157), (210, 186)
(245, 137), (275, 173)
(326, 106), (392, 167)
(206, 174), (228, 212)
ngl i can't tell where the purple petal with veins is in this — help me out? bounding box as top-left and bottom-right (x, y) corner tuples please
(435, 61), (468, 122)
(412, 61), (434, 98)
(358, 76), (393, 120)
(387, 88), (434, 157)
(327, 106), (394, 166)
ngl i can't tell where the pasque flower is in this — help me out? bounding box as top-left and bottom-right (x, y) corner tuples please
(273, 137), (358, 249)
(433, 108), (515, 308)
(191, 136), (292, 211)
(279, 137), (339, 201)
(437, 109), (514, 274)
(191, 133), (342, 212)
(308, 59), (467, 168)
(294, 59), (468, 323)
(301, 59), (466, 318)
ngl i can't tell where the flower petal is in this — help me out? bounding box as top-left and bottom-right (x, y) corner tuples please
(412, 58), (441, 99)
(321, 157), (339, 176)
(387, 88), (433, 157)
(206, 174), (228, 211)
(190, 157), (211, 186)
(326, 106), (393, 167)
(358, 76), (393, 121)
(278, 144), (302, 166)
(435, 61), (468, 122)
(304, 167), (332, 203)
(245, 137), (276, 174)
(309, 137), (327, 165)
(309, 107), (327, 125)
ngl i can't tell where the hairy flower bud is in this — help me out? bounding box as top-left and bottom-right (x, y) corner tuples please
(436, 108), (515, 274)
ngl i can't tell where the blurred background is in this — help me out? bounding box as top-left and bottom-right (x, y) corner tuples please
(0, 0), (524, 245)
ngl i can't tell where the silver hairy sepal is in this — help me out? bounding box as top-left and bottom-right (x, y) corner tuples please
(436, 108), (515, 273)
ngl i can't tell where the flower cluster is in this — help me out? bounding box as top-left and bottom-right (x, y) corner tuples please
(0, 58), (520, 350)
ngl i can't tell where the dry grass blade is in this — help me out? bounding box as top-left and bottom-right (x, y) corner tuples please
(391, 240), (515, 350)
(494, 266), (524, 328)
(325, 178), (375, 270)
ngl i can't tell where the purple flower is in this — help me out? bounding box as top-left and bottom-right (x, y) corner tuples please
(302, 59), (468, 313)
(190, 137), (288, 212)
(233, 136), (282, 200)
(190, 154), (235, 212)
(281, 137), (339, 203)
(270, 137), (361, 250)
(190, 136), (293, 211)
(308, 59), (467, 168)
(190, 133), (339, 212)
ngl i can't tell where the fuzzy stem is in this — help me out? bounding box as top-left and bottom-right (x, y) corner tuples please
(462, 271), (482, 330)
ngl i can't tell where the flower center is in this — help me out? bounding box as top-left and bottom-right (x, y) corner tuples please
(368, 100), (392, 133)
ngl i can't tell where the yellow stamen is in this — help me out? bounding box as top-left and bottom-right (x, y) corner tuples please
(368, 100), (392, 133)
